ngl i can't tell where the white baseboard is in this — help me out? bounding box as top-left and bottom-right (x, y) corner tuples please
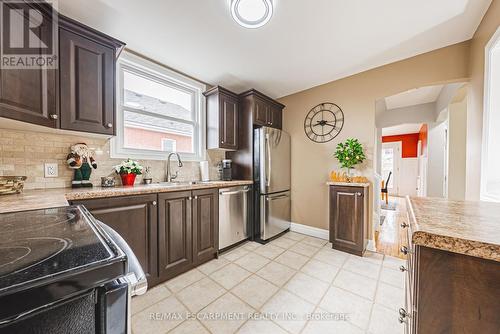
(290, 222), (329, 240)
(367, 239), (376, 252)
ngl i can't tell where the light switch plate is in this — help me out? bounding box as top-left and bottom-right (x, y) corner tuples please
(44, 163), (58, 178)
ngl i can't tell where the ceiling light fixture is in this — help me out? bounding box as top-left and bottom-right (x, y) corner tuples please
(230, 0), (273, 29)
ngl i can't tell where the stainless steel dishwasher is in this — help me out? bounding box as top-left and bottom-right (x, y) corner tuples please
(219, 185), (251, 250)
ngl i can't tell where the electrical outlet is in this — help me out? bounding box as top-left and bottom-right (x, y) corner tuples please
(44, 163), (58, 178)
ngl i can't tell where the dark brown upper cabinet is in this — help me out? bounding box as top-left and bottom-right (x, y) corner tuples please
(328, 185), (369, 256)
(204, 86), (239, 150)
(59, 28), (116, 135)
(0, 2), (125, 135)
(71, 194), (159, 286)
(0, 3), (57, 127)
(239, 89), (285, 130)
(192, 188), (219, 265)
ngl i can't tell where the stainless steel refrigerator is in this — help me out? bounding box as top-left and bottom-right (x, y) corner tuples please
(254, 127), (291, 241)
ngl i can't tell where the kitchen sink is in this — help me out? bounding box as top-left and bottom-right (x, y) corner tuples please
(150, 181), (217, 186)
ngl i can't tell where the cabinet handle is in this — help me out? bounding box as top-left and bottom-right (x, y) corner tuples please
(399, 308), (408, 318)
(221, 140), (224, 144)
(401, 222), (409, 228)
(50, 114), (58, 120)
(356, 192), (362, 196)
(152, 201), (157, 206)
(194, 196), (198, 200)
(188, 196), (192, 200)
(400, 246), (411, 255)
(106, 123), (113, 128)
(398, 316), (407, 324)
(399, 265), (407, 272)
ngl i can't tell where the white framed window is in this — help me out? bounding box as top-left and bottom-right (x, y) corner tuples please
(111, 52), (206, 161)
(481, 27), (500, 202)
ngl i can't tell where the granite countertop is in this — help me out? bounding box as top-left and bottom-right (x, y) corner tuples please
(407, 196), (500, 262)
(326, 181), (371, 187)
(0, 180), (253, 214)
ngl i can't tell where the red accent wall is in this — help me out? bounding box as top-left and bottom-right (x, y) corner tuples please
(382, 133), (419, 158)
(419, 124), (428, 156)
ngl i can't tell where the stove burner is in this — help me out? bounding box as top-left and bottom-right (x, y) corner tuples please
(0, 237), (69, 278)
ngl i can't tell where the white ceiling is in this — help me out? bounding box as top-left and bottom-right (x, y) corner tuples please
(382, 123), (423, 136)
(385, 84), (445, 110)
(57, 0), (491, 98)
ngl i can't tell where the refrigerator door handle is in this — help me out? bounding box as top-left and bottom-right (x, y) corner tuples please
(266, 194), (289, 201)
(266, 134), (271, 188)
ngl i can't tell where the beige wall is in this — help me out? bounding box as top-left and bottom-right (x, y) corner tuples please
(278, 41), (470, 231)
(0, 127), (223, 190)
(467, 0), (500, 200)
(448, 90), (468, 201)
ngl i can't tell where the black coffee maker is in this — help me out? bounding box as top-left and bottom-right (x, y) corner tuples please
(221, 159), (232, 181)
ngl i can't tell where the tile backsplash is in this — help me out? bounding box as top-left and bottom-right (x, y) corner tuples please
(0, 128), (225, 190)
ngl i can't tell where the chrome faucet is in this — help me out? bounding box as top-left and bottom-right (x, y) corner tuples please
(166, 153), (183, 182)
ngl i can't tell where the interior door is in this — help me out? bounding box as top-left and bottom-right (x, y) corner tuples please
(381, 142), (401, 195)
(259, 127), (291, 194)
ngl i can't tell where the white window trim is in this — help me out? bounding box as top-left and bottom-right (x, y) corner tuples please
(481, 26), (500, 202)
(111, 51), (207, 161)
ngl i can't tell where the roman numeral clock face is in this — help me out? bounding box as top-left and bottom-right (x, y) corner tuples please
(304, 103), (344, 143)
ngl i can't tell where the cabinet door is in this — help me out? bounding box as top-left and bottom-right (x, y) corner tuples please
(329, 186), (364, 255)
(72, 195), (158, 285)
(59, 28), (115, 135)
(192, 188), (218, 265)
(254, 98), (269, 126)
(220, 93), (239, 150)
(158, 191), (193, 280)
(0, 4), (57, 127)
(269, 104), (283, 129)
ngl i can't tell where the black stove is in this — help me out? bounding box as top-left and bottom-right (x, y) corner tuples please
(0, 206), (127, 330)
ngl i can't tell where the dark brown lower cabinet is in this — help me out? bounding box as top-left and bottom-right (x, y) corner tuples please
(158, 188), (219, 282)
(328, 185), (369, 256)
(71, 195), (158, 285)
(158, 191), (193, 281)
(192, 188), (219, 265)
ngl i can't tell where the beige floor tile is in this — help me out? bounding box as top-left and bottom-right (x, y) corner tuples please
(302, 315), (364, 334)
(231, 275), (280, 309)
(199, 293), (254, 334)
(289, 242), (321, 257)
(131, 296), (187, 334)
(274, 250), (310, 270)
(210, 263), (252, 289)
(284, 272), (329, 304)
(164, 268), (205, 293)
(375, 282), (405, 311)
(368, 304), (404, 334)
(319, 286), (373, 330)
(300, 259), (340, 283)
(198, 257), (231, 275)
(237, 319), (288, 334)
(313, 249), (349, 267)
(169, 320), (209, 334)
(359, 251), (384, 265)
(269, 236), (298, 249)
(254, 244), (286, 259)
(221, 246), (250, 262)
(131, 285), (171, 315)
(379, 267), (404, 289)
(256, 261), (297, 286)
(261, 290), (315, 334)
(343, 256), (382, 279)
(177, 277), (226, 312)
(234, 252), (271, 272)
(333, 270), (377, 300)
(382, 255), (406, 271)
(242, 241), (262, 251)
(282, 231), (307, 241)
(301, 236), (328, 248)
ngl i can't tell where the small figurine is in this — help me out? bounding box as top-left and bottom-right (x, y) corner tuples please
(66, 143), (97, 188)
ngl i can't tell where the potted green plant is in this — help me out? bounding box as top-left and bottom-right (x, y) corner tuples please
(334, 138), (366, 179)
(114, 159), (143, 186)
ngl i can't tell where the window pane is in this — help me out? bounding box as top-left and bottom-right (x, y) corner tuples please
(123, 70), (193, 121)
(124, 110), (194, 153)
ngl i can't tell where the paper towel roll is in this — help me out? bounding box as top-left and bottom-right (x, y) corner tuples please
(200, 161), (210, 181)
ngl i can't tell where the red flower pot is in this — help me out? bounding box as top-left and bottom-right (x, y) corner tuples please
(120, 173), (137, 186)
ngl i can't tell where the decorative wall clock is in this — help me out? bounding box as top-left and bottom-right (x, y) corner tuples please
(304, 102), (344, 143)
